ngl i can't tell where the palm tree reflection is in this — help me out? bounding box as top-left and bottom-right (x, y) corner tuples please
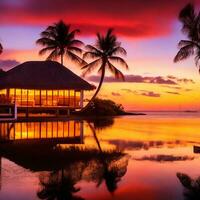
(177, 172), (200, 200)
(88, 121), (127, 193)
(37, 119), (128, 199)
(38, 170), (84, 200)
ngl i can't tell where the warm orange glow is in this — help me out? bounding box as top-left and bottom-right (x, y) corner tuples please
(0, 121), (82, 140)
(0, 88), (82, 108)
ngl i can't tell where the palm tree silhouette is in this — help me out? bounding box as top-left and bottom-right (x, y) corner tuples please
(177, 172), (200, 200)
(36, 20), (85, 65)
(174, 4), (200, 72)
(0, 43), (3, 55)
(81, 29), (128, 111)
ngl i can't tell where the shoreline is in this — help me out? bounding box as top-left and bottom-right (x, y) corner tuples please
(0, 112), (146, 122)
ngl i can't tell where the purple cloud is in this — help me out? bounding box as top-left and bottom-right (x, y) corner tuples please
(140, 91), (160, 97)
(167, 75), (195, 84)
(87, 74), (195, 85)
(0, 59), (20, 71)
(121, 89), (161, 97)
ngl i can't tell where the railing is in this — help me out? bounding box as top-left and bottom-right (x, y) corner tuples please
(0, 104), (17, 121)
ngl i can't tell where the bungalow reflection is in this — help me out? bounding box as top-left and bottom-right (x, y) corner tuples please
(0, 120), (129, 198)
(0, 120), (83, 142)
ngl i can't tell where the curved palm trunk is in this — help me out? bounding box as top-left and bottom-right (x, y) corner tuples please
(61, 54), (64, 65)
(81, 63), (106, 112)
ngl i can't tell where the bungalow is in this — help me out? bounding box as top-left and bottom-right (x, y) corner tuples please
(0, 61), (94, 114)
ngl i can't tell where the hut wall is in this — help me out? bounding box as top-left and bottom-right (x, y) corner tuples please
(0, 88), (82, 108)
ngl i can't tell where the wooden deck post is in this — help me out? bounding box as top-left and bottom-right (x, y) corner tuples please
(80, 90), (84, 108)
(80, 121), (84, 144)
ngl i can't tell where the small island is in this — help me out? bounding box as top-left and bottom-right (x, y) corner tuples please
(77, 98), (145, 116)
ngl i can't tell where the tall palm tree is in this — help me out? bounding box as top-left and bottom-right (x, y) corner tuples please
(174, 4), (200, 72)
(0, 43), (3, 55)
(36, 20), (85, 65)
(81, 29), (128, 111)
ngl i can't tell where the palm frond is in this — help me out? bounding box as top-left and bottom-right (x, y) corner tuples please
(108, 56), (129, 69)
(174, 44), (195, 62)
(178, 40), (198, 48)
(38, 46), (56, 56)
(85, 45), (102, 54)
(0, 43), (3, 54)
(46, 49), (59, 61)
(107, 61), (125, 80)
(68, 46), (83, 55)
(36, 37), (56, 46)
(83, 51), (101, 60)
(66, 50), (87, 65)
(110, 46), (127, 56)
(177, 173), (193, 189)
(69, 39), (84, 47)
(81, 59), (102, 77)
(179, 3), (199, 40)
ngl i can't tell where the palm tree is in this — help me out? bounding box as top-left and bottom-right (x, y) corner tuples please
(81, 29), (128, 111)
(36, 20), (85, 65)
(174, 4), (200, 72)
(0, 43), (3, 55)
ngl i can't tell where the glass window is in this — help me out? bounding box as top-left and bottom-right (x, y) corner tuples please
(15, 89), (21, 106)
(21, 89), (28, 106)
(27, 90), (34, 106)
(35, 90), (40, 106)
(47, 90), (53, 106)
(53, 90), (58, 106)
(41, 90), (47, 106)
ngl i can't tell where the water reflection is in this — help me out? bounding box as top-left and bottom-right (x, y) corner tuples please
(177, 173), (200, 200)
(1, 115), (199, 200)
(0, 119), (129, 199)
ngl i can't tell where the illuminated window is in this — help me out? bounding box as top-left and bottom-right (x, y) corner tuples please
(41, 90), (47, 106)
(15, 89), (21, 106)
(47, 90), (53, 106)
(53, 90), (58, 106)
(35, 90), (40, 106)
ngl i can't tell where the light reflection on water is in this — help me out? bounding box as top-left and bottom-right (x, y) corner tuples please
(0, 113), (200, 200)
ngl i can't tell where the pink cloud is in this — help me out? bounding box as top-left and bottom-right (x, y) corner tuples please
(1, 0), (199, 38)
(111, 92), (121, 96)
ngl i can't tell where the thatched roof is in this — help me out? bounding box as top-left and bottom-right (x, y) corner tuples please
(0, 61), (95, 90)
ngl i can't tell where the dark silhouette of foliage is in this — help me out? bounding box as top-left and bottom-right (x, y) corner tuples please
(177, 172), (200, 200)
(37, 171), (84, 200)
(36, 20), (85, 65)
(174, 4), (200, 72)
(0, 43), (2, 54)
(82, 98), (125, 116)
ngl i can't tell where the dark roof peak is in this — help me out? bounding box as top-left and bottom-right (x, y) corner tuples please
(0, 61), (95, 90)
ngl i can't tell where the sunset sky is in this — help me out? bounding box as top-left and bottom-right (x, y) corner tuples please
(0, 0), (200, 111)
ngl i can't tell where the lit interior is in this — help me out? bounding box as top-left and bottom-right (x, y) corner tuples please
(0, 89), (81, 107)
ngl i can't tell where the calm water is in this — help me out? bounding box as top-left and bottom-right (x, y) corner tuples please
(0, 112), (200, 200)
